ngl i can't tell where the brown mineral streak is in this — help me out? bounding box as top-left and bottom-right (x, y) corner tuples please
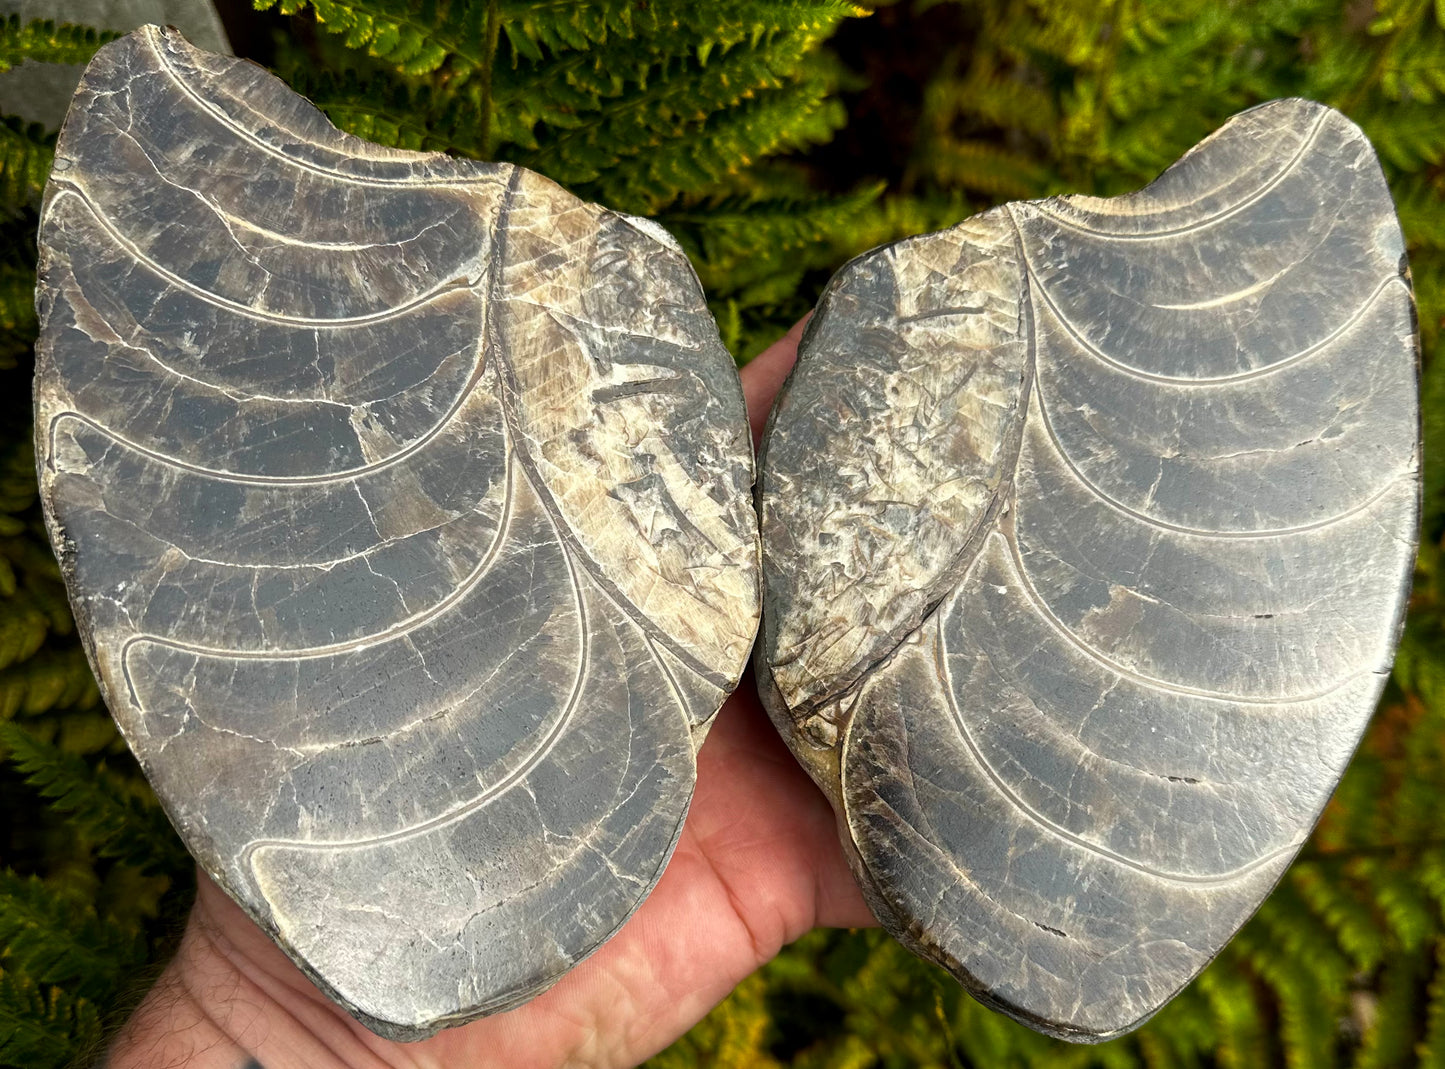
(762, 209), (1031, 720)
(494, 170), (757, 678)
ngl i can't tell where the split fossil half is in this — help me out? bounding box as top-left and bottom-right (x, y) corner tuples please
(35, 26), (760, 1040)
(34, 27), (1419, 1043)
(757, 97), (1420, 1039)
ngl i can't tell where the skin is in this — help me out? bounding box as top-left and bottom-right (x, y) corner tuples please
(106, 318), (875, 1069)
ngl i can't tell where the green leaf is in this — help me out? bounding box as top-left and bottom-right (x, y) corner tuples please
(0, 15), (118, 73)
(0, 870), (146, 1001)
(0, 722), (189, 876)
(0, 971), (102, 1069)
(0, 118), (52, 215)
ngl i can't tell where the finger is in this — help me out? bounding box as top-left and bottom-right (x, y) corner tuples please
(740, 313), (809, 446)
(701, 686), (878, 933)
(814, 853), (879, 930)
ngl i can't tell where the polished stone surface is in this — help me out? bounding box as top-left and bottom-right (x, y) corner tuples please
(35, 26), (759, 1040)
(757, 98), (1420, 1040)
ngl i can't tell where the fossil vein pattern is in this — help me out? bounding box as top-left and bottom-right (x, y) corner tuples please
(34, 26), (760, 1040)
(757, 98), (1420, 1041)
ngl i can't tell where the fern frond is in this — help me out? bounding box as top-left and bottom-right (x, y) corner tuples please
(0, 593), (50, 672)
(1395, 174), (1445, 255)
(1239, 928), (1341, 1068)
(0, 16), (118, 73)
(1354, 946), (1431, 1069)
(0, 647), (99, 720)
(663, 183), (881, 290)
(1368, 0), (1445, 103)
(0, 722), (188, 876)
(277, 67), (479, 153)
(495, 9), (855, 149)
(261, 0), (864, 78)
(1137, 984), (1215, 1069)
(923, 60), (1058, 141)
(0, 870), (146, 1000)
(0, 117), (52, 215)
(19, 573), (73, 644)
(0, 257), (36, 363)
(578, 55), (848, 212)
(1418, 844), (1445, 920)
(1419, 942), (1445, 1069)
(499, 0), (865, 62)
(0, 971), (101, 1069)
(266, 0), (863, 171)
(1368, 859), (1439, 951)
(1412, 252), (1445, 355)
(1291, 861), (1388, 971)
(1254, 882), (1354, 995)
(512, 30), (826, 185)
(647, 971), (783, 1069)
(260, 0), (456, 74)
(1358, 100), (1445, 170)
(914, 137), (1053, 199)
(0, 450), (36, 521)
(1194, 952), (1271, 1069)
(1394, 625), (1445, 715)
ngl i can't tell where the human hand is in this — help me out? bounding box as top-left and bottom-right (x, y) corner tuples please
(106, 318), (877, 1069)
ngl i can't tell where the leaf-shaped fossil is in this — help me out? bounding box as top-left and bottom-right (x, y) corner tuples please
(757, 99), (1419, 1040)
(34, 26), (760, 1039)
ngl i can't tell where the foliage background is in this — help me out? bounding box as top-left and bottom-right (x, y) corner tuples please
(1, 0), (1444, 1065)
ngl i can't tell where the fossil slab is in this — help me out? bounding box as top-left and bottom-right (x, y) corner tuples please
(35, 26), (759, 1040)
(757, 98), (1419, 1040)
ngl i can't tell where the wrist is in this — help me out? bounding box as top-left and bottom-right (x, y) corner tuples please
(104, 873), (409, 1069)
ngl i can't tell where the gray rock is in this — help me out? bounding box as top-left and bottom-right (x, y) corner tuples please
(756, 98), (1419, 1040)
(0, 0), (230, 130)
(35, 26), (759, 1040)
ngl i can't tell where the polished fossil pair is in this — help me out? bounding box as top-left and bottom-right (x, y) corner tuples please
(35, 27), (1419, 1044)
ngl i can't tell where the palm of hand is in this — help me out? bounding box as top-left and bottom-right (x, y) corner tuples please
(144, 324), (876, 1069)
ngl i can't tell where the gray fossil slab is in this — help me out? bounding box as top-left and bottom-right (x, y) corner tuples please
(756, 98), (1419, 1040)
(35, 26), (760, 1040)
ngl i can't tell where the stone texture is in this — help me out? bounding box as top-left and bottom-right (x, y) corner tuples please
(0, 0), (230, 130)
(757, 98), (1420, 1040)
(35, 26), (759, 1040)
